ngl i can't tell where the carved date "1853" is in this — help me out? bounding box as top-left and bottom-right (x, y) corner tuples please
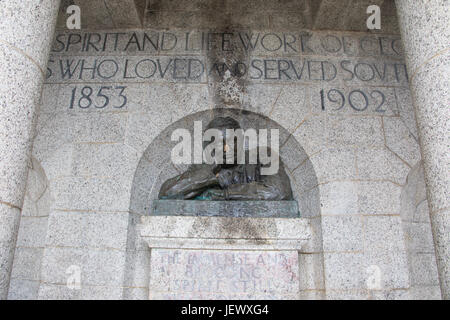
(320, 88), (386, 113)
(68, 85), (128, 109)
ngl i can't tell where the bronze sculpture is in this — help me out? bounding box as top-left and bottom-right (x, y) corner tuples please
(159, 117), (293, 201)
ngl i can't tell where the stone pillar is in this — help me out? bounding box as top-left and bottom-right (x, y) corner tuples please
(395, 0), (450, 299)
(0, 0), (60, 299)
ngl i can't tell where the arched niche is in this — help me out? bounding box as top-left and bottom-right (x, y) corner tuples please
(127, 108), (324, 299)
(130, 108), (320, 217)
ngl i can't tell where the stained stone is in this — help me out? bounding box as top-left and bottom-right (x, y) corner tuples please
(149, 249), (299, 299)
(151, 200), (299, 218)
(4, 0), (449, 301)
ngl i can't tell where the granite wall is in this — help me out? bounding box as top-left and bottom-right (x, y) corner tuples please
(7, 1), (440, 300)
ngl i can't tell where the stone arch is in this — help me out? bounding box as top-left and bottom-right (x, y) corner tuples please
(130, 108), (320, 217)
(127, 108), (325, 299)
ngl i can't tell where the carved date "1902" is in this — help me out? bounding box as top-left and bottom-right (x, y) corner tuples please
(320, 88), (386, 113)
(68, 86), (128, 109)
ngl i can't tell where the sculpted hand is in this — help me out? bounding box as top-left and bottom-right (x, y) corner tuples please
(199, 188), (226, 200)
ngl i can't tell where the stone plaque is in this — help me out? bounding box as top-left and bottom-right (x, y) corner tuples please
(149, 249), (299, 300)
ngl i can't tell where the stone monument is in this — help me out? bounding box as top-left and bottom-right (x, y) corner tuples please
(140, 115), (309, 299)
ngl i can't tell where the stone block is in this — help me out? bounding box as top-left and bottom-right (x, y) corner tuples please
(46, 211), (129, 250)
(291, 160), (319, 194)
(403, 222), (435, 253)
(38, 283), (80, 300)
(296, 185), (321, 218)
(298, 253), (325, 290)
(364, 249), (410, 289)
(16, 216), (48, 248)
(7, 279), (40, 300)
(41, 247), (127, 287)
(384, 126), (421, 169)
(149, 249), (300, 299)
(326, 289), (368, 300)
(319, 181), (359, 215)
(51, 176), (131, 211)
(327, 115), (384, 147)
(73, 0), (114, 30)
(72, 143), (140, 178)
(371, 289), (410, 300)
(409, 286), (442, 300)
(123, 287), (148, 300)
(80, 285), (123, 300)
(104, 0), (144, 28)
(123, 249), (150, 288)
(322, 216), (364, 252)
(0, 204), (21, 244)
(10, 247), (44, 281)
(363, 216), (405, 252)
(267, 86), (310, 133)
(301, 216), (324, 253)
(310, 146), (357, 183)
(410, 253), (440, 287)
(324, 253), (365, 290)
(40, 247), (84, 285)
(357, 146), (410, 185)
(141, 215), (311, 251)
(358, 181), (402, 215)
(292, 112), (328, 155)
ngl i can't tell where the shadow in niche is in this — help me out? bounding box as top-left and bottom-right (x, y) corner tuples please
(130, 108), (321, 219)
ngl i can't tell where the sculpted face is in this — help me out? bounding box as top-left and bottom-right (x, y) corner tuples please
(204, 117), (241, 165)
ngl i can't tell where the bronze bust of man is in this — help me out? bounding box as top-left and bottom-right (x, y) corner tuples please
(159, 117), (293, 201)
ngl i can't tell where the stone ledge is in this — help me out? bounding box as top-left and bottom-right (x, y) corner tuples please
(140, 215), (311, 251)
(151, 200), (300, 218)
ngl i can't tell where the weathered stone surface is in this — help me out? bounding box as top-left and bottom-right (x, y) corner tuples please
(141, 215), (311, 251)
(141, 214), (310, 299)
(151, 200), (299, 218)
(0, 0), (60, 299)
(149, 249), (299, 300)
(396, 0), (450, 299)
(8, 0), (439, 301)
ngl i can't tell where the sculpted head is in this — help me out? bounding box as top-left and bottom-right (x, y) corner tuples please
(204, 117), (241, 165)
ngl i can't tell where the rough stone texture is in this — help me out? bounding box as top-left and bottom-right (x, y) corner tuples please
(0, 0), (60, 300)
(151, 200), (299, 218)
(149, 249), (299, 300)
(141, 216), (311, 251)
(396, 0), (450, 299)
(57, 0), (144, 29)
(141, 215), (310, 299)
(6, 0), (439, 300)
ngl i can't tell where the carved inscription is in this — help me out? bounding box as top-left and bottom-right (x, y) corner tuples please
(149, 249), (299, 300)
(46, 30), (410, 115)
